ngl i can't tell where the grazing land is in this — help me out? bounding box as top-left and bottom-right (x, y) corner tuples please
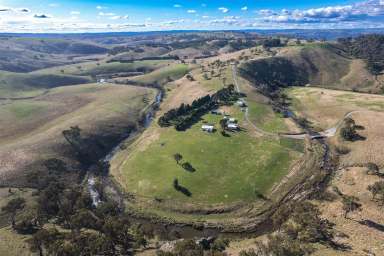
(287, 87), (384, 130)
(0, 83), (156, 184)
(110, 56), (306, 225)
(1, 31), (384, 256)
(113, 108), (303, 205)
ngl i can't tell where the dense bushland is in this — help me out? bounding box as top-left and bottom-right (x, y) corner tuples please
(338, 34), (384, 75)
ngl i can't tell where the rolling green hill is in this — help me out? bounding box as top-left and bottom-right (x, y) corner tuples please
(0, 71), (91, 98)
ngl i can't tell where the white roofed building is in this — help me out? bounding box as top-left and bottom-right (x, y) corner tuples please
(202, 124), (214, 132)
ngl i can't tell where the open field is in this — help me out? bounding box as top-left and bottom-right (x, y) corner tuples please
(0, 83), (156, 185)
(109, 55), (306, 226)
(114, 108), (303, 205)
(287, 87), (384, 130)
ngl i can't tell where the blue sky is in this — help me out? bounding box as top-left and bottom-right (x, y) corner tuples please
(0, 0), (384, 32)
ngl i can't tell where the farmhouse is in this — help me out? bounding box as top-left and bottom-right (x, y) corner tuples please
(236, 100), (246, 107)
(202, 124), (214, 132)
(227, 123), (239, 130)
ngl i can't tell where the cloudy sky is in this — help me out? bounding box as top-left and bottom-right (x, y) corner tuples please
(0, 0), (384, 32)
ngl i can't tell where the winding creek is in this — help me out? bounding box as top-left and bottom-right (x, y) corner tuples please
(88, 90), (162, 207)
(86, 72), (336, 239)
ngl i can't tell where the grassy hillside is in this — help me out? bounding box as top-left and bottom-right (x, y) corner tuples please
(0, 37), (108, 72)
(0, 83), (156, 186)
(240, 43), (383, 94)
(0, 71), (91, 98)
(34, 59), (171, 77)
(130, 64), (189, 85)
(287, 87), (384, 130)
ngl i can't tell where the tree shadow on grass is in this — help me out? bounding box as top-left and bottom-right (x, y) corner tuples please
(175, 185), (192, 197)
(358, 219), (384, 232)
(182, 162), (196, 173)
(173, 179), (192, 197)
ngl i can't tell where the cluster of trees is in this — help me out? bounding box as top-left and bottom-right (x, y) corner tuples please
(337, 34), (384, 76)
(240, 201), (339, 255)
(338, 34), (384, 76)
(1, 156), (149, 255)
(173, 154), (196, 173)
(368, 180), (384, 206)
(260, 38), (284, 48)
(340, 117), (365, 142)
(156, 238), (229, 256)
(239, 57), (308, 96)
(158, 85), (240, 131)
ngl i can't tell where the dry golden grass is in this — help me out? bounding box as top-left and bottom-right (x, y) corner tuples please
(313, 167), (384, 256)
(0, 227), (32, 256)
(288, 87), (384, 130)
(333, 111), (384, 167)
(0, 83), (155, 183)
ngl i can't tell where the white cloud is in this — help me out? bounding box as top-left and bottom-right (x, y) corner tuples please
(110, 15), (129, 20)
(96, 5), (107, 10)
(173, 4), (182, 8)
(70, 11), (80, 15)
(0, 0), (383, 32)
(99, 12), (115, 16)
(241, 6), (248, 11)
(259, 0), (384, 23)
(49, 3), (60, 8)
(218, 7), (229, 13)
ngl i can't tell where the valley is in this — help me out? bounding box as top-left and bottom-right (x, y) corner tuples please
(0, 31), (383, 256)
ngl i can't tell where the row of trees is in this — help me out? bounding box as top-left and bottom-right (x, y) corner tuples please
(158, 85), (241, 131)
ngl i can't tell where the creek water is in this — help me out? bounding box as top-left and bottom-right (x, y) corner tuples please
(87, 90), (162, 207)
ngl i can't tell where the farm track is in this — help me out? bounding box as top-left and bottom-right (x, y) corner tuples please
(231, 64), (365, 140)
